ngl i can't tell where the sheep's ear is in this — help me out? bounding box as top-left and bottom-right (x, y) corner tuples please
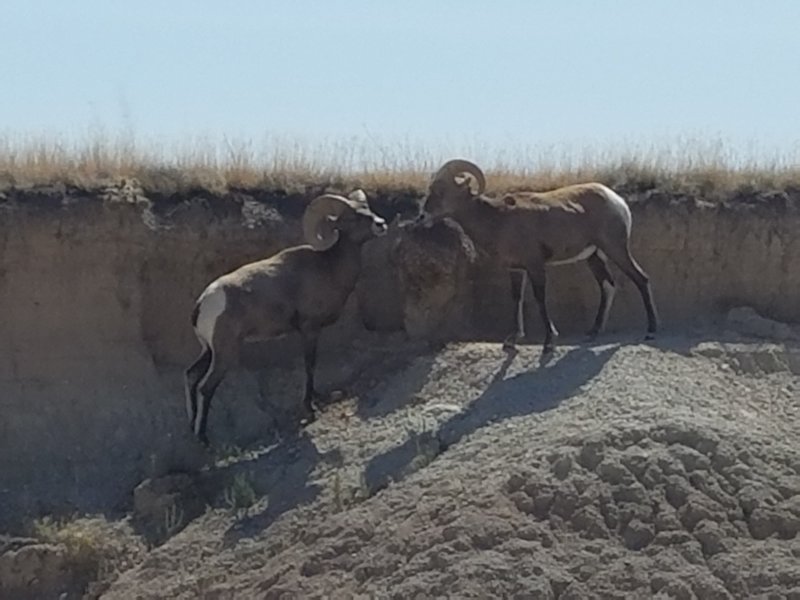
(348, 189), (367, 204)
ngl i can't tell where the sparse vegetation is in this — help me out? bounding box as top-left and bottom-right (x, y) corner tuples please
(1, 130), (799, 599)
(2, 131), (800, 199)
(213, 442), (249, 466)
(95, 340), (800, 599)
(161, 502), (185, 540)
(223, 471), (258, 516)
(331, 468), (372, 512)
(24, 514), (146, 598)
(404, 412), (444, 475)
(31, 515), (105, 579)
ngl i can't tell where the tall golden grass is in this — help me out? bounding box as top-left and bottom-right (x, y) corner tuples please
(1, 131), (798, 197)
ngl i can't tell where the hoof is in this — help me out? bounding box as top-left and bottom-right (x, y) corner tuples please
(644, 332), (656, 341)
(585, 325), (601, 339)
(542, 332), (558, 354)
(300, 395), (319, 426)
(539, 346), (556, 366)
(306, 391), (329, 412)
(502, 333), (522, 351)
(426, 339), (448, 353)
(329, 389), (346, 403)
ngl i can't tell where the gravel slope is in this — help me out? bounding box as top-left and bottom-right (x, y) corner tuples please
(102, 333), (800, 600)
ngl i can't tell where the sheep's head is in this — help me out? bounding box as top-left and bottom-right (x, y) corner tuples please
(421, 159), (486, 220)
(303, 190), (387, 250)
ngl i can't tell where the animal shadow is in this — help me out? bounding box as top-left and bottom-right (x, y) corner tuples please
(364, 343), (618, 492)
(355, 351), (439, 420)
(202, 431), (340, 547)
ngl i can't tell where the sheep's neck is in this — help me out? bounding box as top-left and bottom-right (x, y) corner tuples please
(450, 197), (502, 256)
(325, 235), (362, 288)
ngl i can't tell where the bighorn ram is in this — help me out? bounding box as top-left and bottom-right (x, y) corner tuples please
(420, 159), (658, 351)
(185, 190), (387, 445)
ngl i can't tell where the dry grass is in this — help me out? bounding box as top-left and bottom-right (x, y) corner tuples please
(29, 514), (147, 598)
(1, 131), (799, 199)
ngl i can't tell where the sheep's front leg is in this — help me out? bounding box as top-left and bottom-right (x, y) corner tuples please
(503, 269), (528, 350)
(300, 329), (321, 424)
(526, 263), (558, 353)
(585, 251), (616, 339)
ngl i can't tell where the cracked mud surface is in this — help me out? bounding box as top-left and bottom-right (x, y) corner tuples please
(98, 334), (800, 599)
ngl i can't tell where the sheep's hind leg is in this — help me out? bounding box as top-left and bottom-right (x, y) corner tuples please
(602, 244), (658, 339)
(503, 269), (528, 350)
(194, 349), (230, 447)
(585, 251), (616, 340)
(185, 345), (212, 431)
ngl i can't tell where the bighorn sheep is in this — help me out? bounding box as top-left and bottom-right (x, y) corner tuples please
(185, 190), (387, 445)
(420, 159), (658, 352)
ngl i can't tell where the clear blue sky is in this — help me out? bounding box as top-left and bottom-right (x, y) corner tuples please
(2, 0), (799, 163)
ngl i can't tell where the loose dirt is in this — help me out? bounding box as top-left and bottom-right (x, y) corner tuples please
(92, 332), (800, 600)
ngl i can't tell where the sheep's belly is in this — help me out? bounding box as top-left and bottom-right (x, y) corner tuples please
(547, 245), (597, 266)
(244, 335), (272, 343)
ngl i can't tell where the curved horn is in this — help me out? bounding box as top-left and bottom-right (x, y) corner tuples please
(431, 159), (486, 195)
(347, 188), (368, 207)
(302, 194), (353, 251)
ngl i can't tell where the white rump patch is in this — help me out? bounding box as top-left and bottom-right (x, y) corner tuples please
(599, 185), (633, 234)
(547, 245), (597, 266)
(195, 283), (226, 345)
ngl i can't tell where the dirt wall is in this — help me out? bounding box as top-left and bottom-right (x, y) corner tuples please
(0, 185), (798, 528)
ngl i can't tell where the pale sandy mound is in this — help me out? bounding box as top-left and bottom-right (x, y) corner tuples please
(101, 336), (800, 600)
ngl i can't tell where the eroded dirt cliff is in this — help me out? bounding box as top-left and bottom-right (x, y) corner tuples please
(0, 184), (798, 531)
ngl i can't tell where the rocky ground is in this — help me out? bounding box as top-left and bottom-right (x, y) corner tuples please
(4, 327), (800, 599)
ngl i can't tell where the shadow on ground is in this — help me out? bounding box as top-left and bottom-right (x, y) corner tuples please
(364, 342), (619, 493)
(182, 333), (705, 546)
(355, 351), (439, 421)
(197, 431), (341, 547)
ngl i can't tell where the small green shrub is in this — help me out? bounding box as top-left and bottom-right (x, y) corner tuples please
(223, 472), (258, 516)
